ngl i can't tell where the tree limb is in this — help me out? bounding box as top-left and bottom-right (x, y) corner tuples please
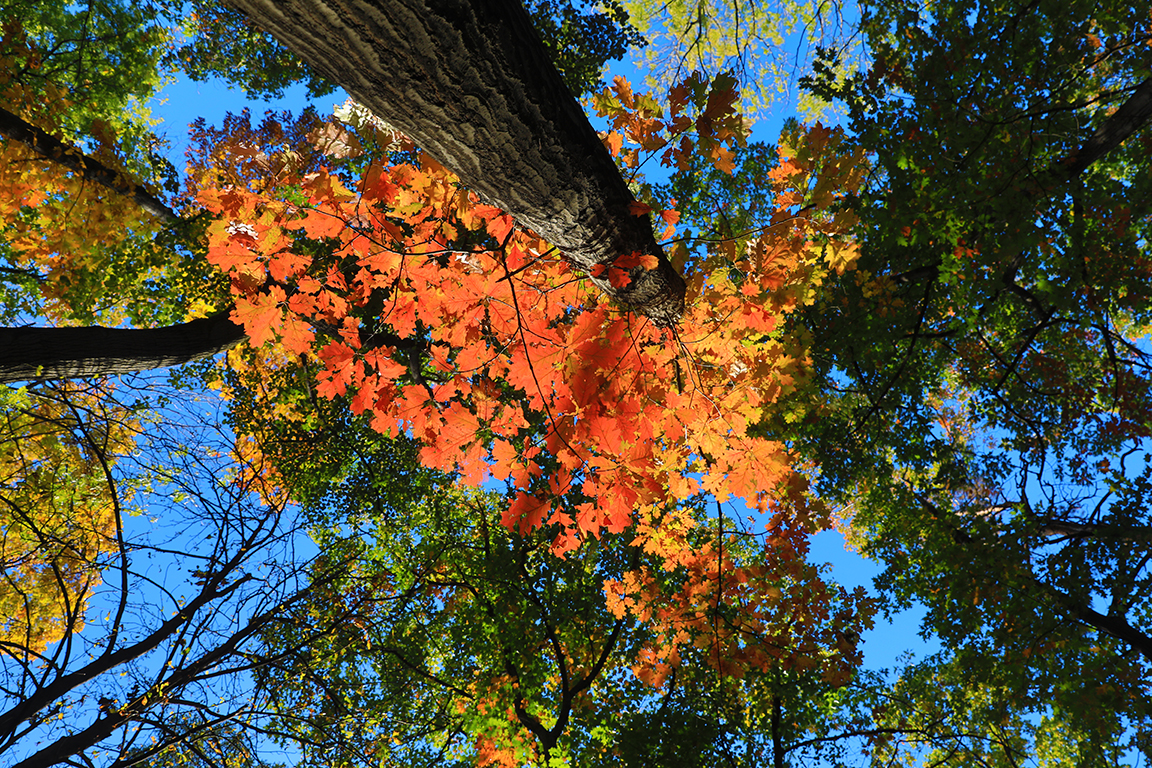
(1064, 75), (1152, 179)
(0, 310), (246, 384)
(0, 106), (179, 223)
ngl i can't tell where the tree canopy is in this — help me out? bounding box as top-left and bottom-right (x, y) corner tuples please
(2, 0), (1152, 766)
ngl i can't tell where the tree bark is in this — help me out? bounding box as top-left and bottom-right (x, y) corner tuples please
(0, 310), (245, 384)
(220, 0), (686, 326)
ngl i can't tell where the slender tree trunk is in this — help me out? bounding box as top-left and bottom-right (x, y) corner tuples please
(221, 0), (686, 325)
(0, 310), (244, 384)
(0, 106), (178, 223)
(771, 694), (785, 768)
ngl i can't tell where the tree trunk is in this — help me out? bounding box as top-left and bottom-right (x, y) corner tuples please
(221, 0), (686, 326)
(0, 106), (178, 223)
(0, 0), (683, 386)
(0, 310), (245, 384)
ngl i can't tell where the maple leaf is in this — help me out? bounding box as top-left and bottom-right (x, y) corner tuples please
(614, 251), (659, 270)
(268, 249), (312, 282)
(502, 492), (549, 535)
(309, 120), (363, 158)
(278, 313), (315, 355)
(607, 266), (632, 288)
(231, 289), (284, 348)
(699, 71), (741, 133)
(486, 213), (514, 242)
(285, 208), (347, 240)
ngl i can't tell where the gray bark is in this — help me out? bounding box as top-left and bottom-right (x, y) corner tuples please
(221, 0), (686, 325)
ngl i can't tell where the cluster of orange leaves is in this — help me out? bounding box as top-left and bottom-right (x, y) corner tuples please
(594, 70), (743, 174)
(196, 79), (876, 698)
(197, 81), (867, 557)
(606, 503), (870, 691)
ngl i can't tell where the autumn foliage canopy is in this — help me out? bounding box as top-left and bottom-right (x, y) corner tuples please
(189, 73), (873, 695)
(198, 77), (863, 545)
(6, 0), (1152, 764)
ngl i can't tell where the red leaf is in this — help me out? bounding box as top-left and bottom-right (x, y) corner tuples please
(608, 266), (632, 288)
(503, 493), (549, 535)
(486, 213), (514, 243)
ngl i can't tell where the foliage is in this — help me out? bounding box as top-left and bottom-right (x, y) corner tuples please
(194, 73), (860, 549)
(620, 0), (862, 119)
(0, 4), (250, 331)
(163, 0), (337, 101)
(0, 382), (136, 654)
(185, 72), (880, 762)
(0, 4), (881, 765)
(0, 380), (383, 768)
(525, 0), (646, 97)
(249, 428), (870, 766)
(19, 0), (1152, 764)
(794, 0), (1152, 761)
(0, 1), (169, 156)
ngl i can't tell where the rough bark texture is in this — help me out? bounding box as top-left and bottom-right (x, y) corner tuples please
(222, 0), (686, 325)
(0, 310), (245, 384)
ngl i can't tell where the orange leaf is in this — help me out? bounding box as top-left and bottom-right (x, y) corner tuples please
(503, 493), (549, 535)
(615, 251), (659, 270)
(486, 213), (514, 243)
(612, 75), (635, 109)
(607, 266), (632, 288)
(231, 289), (283, 348)
(713, 145), (737, 174)
(602, 131), (623, 157)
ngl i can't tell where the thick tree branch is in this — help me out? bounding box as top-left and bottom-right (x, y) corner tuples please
(1064, 75), (1152, 179)
(0, 310), (246, 384)
(221, 0), (686, 325)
